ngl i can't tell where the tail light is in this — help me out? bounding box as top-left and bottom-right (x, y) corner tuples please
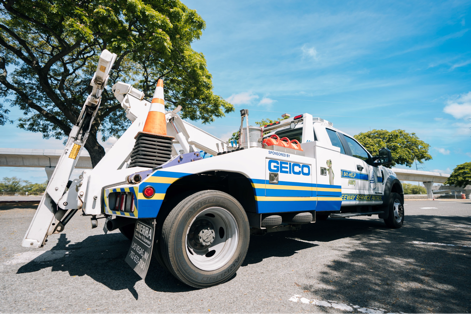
(143, 186), (155, 198)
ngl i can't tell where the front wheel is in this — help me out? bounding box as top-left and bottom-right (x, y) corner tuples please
(160, 190), (250, 288)
(384, 192), (404, 228)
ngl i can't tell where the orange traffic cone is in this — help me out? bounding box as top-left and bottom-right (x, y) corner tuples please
(143, 79), (167, 135)
(129, 78), (174, 169)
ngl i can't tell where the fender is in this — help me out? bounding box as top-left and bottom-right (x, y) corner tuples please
(378, 175), (403, 219)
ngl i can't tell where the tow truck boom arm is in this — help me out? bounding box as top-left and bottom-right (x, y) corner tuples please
(22, 50), (117, 248)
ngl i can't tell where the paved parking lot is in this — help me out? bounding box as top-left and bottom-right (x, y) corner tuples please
(1, 200), (470, 313)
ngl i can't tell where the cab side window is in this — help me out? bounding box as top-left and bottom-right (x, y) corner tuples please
(343, 136), (369, 161)
(326, 129), (345, 154)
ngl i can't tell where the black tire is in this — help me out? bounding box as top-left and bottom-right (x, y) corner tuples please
(384, 192), (404, 228)
(118, 223), (135, 240)
(160, 190), (250, 288)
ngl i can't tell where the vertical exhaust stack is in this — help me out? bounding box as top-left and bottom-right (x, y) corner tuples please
(129, 79), (174, 169)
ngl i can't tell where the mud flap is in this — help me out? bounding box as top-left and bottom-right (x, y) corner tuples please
(125, 218), (156, 279)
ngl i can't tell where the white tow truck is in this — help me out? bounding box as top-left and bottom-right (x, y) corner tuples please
(22, 50), (404, 288)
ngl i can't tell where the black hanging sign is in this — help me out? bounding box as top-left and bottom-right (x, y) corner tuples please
(125, 219), (155, 279)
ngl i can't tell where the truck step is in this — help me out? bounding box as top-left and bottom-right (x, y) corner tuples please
(330, 211), (384, 218)
(261, 215), (282, 226)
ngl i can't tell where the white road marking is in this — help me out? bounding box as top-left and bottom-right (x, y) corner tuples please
(420, 207), (437, 209)
(291, 297), (399, 314)
(4, 250), (68, 265)
(411, 241), (471, 248)
(286, 237), (317, 244)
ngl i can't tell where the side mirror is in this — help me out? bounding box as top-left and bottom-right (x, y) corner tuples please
(369, 147), (392, 166)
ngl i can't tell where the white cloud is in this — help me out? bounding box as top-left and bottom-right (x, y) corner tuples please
(226, 92), (259, 105)
(258, 97), (276, 108)
(450, 59), (471, 70)
(434, 147), (450, 155)
(462, 18), (466, 26)
(431, 168), (452, 174)
(301, 45), (318, 60)
(466, 152), (471, 158)
(453, 121), (471, 135)
(444, 92), (471, 119)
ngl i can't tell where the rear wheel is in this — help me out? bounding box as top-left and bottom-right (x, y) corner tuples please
(160, 190), (250, 288)
(384, 192), (404, 228)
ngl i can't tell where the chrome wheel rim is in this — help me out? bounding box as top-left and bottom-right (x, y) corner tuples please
(185, 207), (239, 271)
(393, 199), (404, 224)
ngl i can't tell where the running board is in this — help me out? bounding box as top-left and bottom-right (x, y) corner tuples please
(330, 211), (384, 218)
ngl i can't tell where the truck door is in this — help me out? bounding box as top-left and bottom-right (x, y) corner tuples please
(340, 134), (379, 198)
(325, 129), (361, 194)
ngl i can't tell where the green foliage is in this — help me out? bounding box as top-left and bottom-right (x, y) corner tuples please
(0, 176), (26, 192)
(445, 162), (471, 188)
(402, 183), (427, 194)
(0, 176), (46, 194)
(229, 115), (290, 142)
(23, 181), (48, 195)
(354, 129), (432, 167)
(0, 0), (233, 166)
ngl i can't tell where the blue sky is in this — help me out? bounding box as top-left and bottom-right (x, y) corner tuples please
(1, 0), (471, 183)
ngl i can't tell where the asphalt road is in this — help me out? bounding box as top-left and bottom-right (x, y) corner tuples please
(1, 200), (470, 313)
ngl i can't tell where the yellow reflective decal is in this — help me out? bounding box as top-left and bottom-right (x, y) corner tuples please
(68, 144), (81, 160)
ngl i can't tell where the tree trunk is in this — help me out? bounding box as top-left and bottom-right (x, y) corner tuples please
(84, 133), (106, 168)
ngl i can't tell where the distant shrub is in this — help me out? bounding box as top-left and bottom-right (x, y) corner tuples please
(402, 183), (427, 194)
(0, 177), (47, 195)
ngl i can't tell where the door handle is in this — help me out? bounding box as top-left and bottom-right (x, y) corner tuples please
(357, 165), (364, 171)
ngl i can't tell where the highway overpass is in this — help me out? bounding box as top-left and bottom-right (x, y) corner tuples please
(0, 148), (450, 198)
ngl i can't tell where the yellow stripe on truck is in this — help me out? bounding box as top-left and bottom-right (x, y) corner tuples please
(252, 183), (341, 192)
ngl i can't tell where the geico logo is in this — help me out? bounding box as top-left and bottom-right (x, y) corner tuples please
(268, 160), (311, 176)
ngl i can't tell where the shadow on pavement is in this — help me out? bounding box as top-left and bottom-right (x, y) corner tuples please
(16, 233), (192, 299)
(295, 216), (471, 313)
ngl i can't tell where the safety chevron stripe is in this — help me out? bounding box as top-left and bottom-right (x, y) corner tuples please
(103, 186), (139, 218)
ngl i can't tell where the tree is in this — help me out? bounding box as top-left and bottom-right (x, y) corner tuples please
(229, 115), (289, 142)
(0, 176), (28, 193)
(0, 0), (233, 167)
(354, 129), (432, 167)
(445, 162), (471, 188)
